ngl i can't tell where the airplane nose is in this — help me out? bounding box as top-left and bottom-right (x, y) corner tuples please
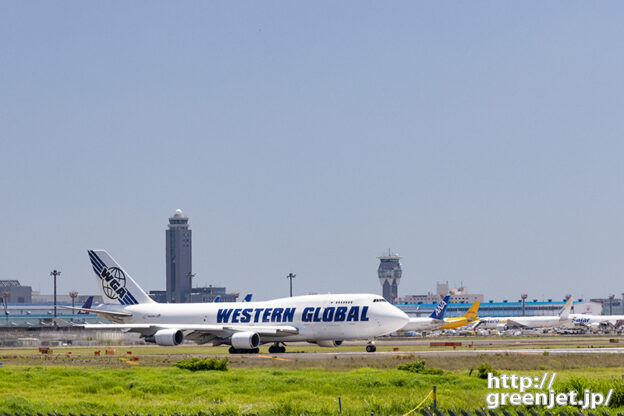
(395, 308), (409, 328)
(385, 305), (409, 331)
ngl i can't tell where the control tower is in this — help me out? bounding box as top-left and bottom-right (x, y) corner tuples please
(166, 209), (192, 303)
(377, 250), (402, 303)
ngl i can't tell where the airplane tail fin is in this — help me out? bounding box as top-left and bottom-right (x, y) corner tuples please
(429, 295), (450, 320)
(558, 298), (573, 318)
(213, 296), (221, 303)
(463, 301), (481, 319)
(77, 296), (94, 314)
(243, 294), (252, 302)
(88, 250), (155, 305)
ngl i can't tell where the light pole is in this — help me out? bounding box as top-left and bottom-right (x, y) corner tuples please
(286, 273), (296, 297)
(69, 291), (79, 315)
(50, 269), (61, 318)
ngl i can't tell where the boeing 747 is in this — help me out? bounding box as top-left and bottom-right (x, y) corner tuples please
(69, 250), (409, 353)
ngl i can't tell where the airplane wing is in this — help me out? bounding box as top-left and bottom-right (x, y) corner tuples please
(60, 306), (132, 321)
(504, 319), (529, 329)
(83, 323), (299, 343)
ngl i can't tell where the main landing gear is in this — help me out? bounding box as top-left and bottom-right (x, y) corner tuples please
(229, 346), (260, 354)
(366, 340), (376, 353)
(268, 343), (286, 353)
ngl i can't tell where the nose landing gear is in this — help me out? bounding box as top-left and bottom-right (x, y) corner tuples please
(366, 340), (376, 353)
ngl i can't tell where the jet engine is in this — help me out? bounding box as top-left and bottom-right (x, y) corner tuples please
(231, 331), (260, 350)
(315, 340), (343, 347)
(151, 328), (184, 346)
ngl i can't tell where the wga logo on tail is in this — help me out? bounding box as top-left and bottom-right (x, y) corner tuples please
(100, 267), (127, 300)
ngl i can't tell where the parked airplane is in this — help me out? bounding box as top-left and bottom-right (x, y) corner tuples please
(569, 313), (624, 330)
(402, 296), (450, 331)
(476, 298), (573, 330)
(69, 250), (409, 353)
(439, 300), (481, 329)
(213, 296), (221, 303)
(77, 296), (94, 314)
(242, 294), (253, 302)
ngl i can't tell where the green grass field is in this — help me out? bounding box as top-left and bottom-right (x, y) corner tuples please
(1, 361), (623, 415)
(2, 339), (624, 415)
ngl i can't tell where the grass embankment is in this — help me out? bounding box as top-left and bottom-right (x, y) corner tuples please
(1, 365), (624, 415)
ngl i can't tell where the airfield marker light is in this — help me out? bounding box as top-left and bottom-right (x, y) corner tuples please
(433, 385), (437, 410)
(338, 397), (342, 413)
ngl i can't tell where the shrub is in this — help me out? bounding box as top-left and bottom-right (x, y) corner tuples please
(397, 360), (444, 375)
(397, 360), (425, 373)
(476, 363), (497, 379)
(174, 357), (228, 371)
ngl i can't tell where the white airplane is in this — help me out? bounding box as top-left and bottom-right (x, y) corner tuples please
(476, 298), (574, 330)
(69, 250), (409, 353)
(402, 295), (450, 331)
(568, 314), (624, 330)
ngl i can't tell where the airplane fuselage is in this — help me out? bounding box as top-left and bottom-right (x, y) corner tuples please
(569, 314), (624, 328)
(97, 293), (408, 342)
(478, 316), (568, 329)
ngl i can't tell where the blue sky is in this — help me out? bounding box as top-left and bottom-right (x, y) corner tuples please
(1, 2), (623, 302)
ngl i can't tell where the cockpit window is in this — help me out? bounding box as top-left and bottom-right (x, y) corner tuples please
(373, 298), (387, 303)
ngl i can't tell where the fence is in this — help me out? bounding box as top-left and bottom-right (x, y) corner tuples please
(1, 411), (623, 416)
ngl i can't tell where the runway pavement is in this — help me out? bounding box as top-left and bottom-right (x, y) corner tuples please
(263, 346), (624, 359)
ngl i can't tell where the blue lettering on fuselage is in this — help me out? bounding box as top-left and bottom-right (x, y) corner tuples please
(231, 309), (241, 323)
(360, 306), (369, 321)
(302, 307), (314, 322)
(335, 307), (347, 321)
(241, 308), (252, 323)
(282, 307), (295, 322)
(216, 305), (372, 324)
(322, 307), (335, 321)
(217, 309), (233, 323)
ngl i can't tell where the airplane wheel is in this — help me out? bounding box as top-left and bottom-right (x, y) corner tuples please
(252, 347), (259, 354)
(366, 345), (376, 353)
(229, 346), (237, 354)
(278, 346), (286, 353)
(268, 345), (276, 353)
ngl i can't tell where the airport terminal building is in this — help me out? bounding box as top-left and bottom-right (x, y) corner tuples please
(396, 298), (602, 318)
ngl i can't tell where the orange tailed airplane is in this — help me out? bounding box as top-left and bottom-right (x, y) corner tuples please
(439, 300), (480, 329)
